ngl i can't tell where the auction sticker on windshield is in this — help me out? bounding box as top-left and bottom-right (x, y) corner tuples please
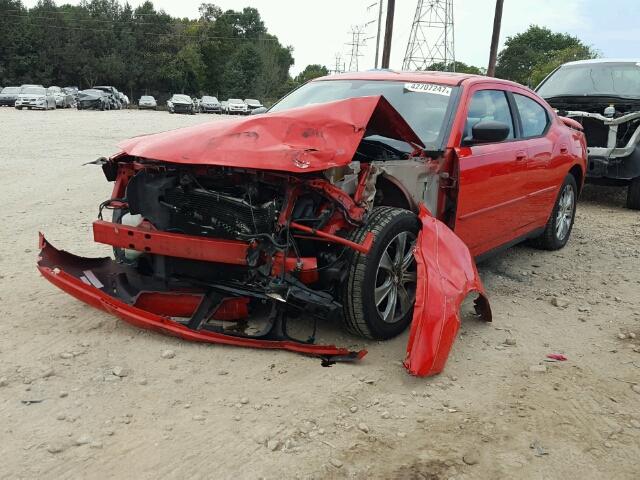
(404, 83), (452, 96)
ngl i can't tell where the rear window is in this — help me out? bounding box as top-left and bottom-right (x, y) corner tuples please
(514, 94), (548, 137)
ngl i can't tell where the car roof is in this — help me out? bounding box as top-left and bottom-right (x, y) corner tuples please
(311, 70), (525, 89)
(561, 58), (640, 66)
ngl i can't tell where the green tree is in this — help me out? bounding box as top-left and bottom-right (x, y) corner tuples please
(495, 25), (596, 86)
(294, 64), (329, 85)
(429, 61), (485, 75)
(0, 0), (295, 102)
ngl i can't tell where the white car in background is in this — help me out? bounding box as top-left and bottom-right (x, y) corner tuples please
(15, 86), (56, 110)
(227, 98), (248, 115)
(138, 95), (158, 110)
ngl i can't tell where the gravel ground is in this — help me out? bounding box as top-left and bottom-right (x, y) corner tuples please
(0, 108), (639, 480)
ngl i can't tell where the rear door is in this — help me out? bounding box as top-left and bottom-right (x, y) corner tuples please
(453, 87), (531, 256)
(511, 92), (557, 228)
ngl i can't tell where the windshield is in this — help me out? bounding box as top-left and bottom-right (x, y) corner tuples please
(140, 96), (154, 101)
(537, 62), (640, 99)
(202, 96), (217, 102)
(229, 98), (243, 104)
(2, 87), (20, 94)
(48, 87), (61, 93)
(81, 89), (103, 95)
(269, 80), (457, 147)
(23, 87), (46, 95)
(245, 99), (260, 105)
(173, 95), (191, 102)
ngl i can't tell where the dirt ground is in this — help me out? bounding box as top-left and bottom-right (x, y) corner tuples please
(0, 107), (639, 480)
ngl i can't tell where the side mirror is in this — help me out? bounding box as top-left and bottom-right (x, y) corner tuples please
(463, 120), (510, 145)
(251, 107), (267, 115)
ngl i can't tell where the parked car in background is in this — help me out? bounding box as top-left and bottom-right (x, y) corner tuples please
(0, 86), (21, 106)
(48, 86), (74, 108)
(227, 98), (248, 115)
(15, 86), (56, 110)
(199, 95), (221, 113)
(63, 86), (79, 97)
(244, 98), (263, 112)
(220, 100), (229, 114)
(138, 95), (157, 110)
(77, 88), (110, 110)
(20, 84), (44, 90)
(536, 58), (640, 209)
(167, 94), (196, 114)
(93, 86), (122, 110)
(38, 71), (587, 378)
(118, 92), (130, 108)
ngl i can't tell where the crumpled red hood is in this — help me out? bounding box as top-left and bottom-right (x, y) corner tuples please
(117, 96), (424, 172)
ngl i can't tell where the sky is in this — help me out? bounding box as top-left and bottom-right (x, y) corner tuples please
(23, 0), (640, 75)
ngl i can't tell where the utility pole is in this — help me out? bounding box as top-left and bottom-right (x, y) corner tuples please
(373, 0), (384, 68)
(381, 0), (395, 68)
(403, 0), (456, 71)
(487, 0), (504, 77)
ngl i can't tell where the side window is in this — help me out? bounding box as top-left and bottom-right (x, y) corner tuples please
(465, 90), (514, 141)
(514, 94), (549, 137)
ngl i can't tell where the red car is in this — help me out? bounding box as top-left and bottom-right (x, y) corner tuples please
(38, 71), (586, 376)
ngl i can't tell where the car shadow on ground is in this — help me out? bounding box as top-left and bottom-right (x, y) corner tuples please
(580, 183), (627, 208)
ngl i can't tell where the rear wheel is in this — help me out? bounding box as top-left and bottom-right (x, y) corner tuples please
(626, 177), (640, 210)
(532, 174), (577, 250)
(342, 207), (420, 340)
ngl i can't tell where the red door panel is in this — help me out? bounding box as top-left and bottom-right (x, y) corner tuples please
(454, 142), (530, 255)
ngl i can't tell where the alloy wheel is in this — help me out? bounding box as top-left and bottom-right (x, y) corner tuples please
(555, 183), (575, 241)
(374, 231), (417, 324)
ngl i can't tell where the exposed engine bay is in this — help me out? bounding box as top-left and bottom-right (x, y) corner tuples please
(553, 100), (640, 182)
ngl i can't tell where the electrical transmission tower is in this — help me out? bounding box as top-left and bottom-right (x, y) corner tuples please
(332, 53), (345, 74)
(346, 26), (373, 72)
(403, 0), (455, 71)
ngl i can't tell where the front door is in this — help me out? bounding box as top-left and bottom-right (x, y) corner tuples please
(453, 88), (530, 256)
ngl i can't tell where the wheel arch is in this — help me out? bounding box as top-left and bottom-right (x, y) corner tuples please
(373, 174), (419, 214)
(569, 164), (584, 194)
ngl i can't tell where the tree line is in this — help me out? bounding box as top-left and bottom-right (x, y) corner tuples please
(0, 0), (598, 104)
(0, 0), (299, 103)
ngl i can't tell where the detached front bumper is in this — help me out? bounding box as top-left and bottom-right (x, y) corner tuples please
(37, 234), (366, 363)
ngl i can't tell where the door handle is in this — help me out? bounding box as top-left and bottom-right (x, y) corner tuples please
(515, 150), (527, 161)
(560, 144), (569, 154)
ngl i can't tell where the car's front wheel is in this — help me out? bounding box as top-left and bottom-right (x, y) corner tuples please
(342, 207), (420, 340)
(626, 177), (640, 210)
(532, 174), (577, 250)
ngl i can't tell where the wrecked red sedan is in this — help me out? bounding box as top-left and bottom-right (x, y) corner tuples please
(38, 72), (586, 376)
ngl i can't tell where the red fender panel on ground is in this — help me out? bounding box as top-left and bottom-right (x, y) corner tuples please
(404, 207), (492, 376)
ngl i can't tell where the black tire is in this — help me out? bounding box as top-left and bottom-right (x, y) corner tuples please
(532, 174), (578, 250)
(342, 207), (420, 340)
(626, 177), (640, 210)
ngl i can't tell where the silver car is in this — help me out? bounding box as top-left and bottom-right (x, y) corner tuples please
(15, 86), (56, 110)
(48, 86), (75, 108)
(138, 95), (158, 110)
